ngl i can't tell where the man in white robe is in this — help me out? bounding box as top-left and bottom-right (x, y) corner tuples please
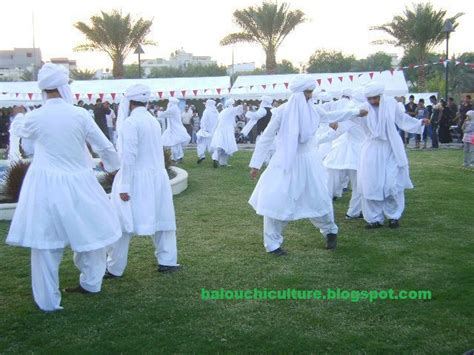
(6, 63), (122, 311)
(210, 99), (243, 168)
(161, 97), (191, 162)
(358, 83), (430, 229)
(106, 84), (179, 276)
(248, 75), (367, 254)
(196, 99), (219, 164)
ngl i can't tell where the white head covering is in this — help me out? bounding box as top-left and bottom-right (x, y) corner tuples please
(276, 75), (318, 171)
(205, 99), (216, 109)
(466, 110), (474, 119)
(38, 63), (73, 105)
(364, 82), (385, 98)
(224, 98), (235, 108)
(318, 91), (332, 103)
(117, 84), (151, 132)
(342, 88), (353, 98)
(260, 95), (274, 108)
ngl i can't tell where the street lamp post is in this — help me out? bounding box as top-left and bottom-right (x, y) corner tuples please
(134, 44), (145, 78)
(442, 19), (454, 100)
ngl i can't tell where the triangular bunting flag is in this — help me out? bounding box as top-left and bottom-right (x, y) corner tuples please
(261, 84), (267, 90)
(338, 76), (343, 82)
(158, 91), (163, 99)
(27, 93), (33, 100)
(216, 88), (222, 94)
(111, 93), (116, 100)
(272, 83), (277, 89)
(192, 90), (198, 96)
(169, 91), (175, 97)
(389, 68), (395, 75)
(249, 85), (254, 90)
(87, 93), (93, 101)
(327, 78), (333, 84)
(349, 75), (354, 82)
(15, 93), (20, 98)
(284, 82), (289, 89)
(316, 79), (322, 85)
(369, 72), (374, 79)
(181, 90), (186, 97)
(75, 93), (80, 100)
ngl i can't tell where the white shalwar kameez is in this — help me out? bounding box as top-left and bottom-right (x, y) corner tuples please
(210, 100), (243, 166)
(249, 76), (361, 252)
(161, 98), (191, 161)
(6, 64), (122, 311)
(107, 85), (178, 276)
(358, 83), (425, 224)
(196, 100), (219, 160)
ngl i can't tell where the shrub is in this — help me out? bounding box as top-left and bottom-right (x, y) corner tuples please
(2, 160), (31, 202)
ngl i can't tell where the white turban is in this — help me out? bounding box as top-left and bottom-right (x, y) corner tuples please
(224, 98), (235, 108)
(205, 99), (216, 109)
(466, 110), (474, 119)
(289, 75), (316, 93)
(364, 83), (385, 98)
(318, 92), (332, 103)
(37, 63), (73, 104)
(117, 84), (151, 132)
(260, 95), (273, 108)
(342, 88), (353, 98)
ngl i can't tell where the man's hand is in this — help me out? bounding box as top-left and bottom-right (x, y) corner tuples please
(329, 122), (338, 130)
(120, 193), (130, 202)
(359, 109), (368, 117)
(250, 168), (260, 180)
(421, 118), (431, 126)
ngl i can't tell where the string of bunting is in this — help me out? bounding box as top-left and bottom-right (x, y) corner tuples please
(3, 60), (472, 101)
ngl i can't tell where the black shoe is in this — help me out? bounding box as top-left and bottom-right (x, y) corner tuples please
(365, 222), (383, 229)
(197, 157), (205, 164)
(103, 270), (121, 279)
(326, 233), (337, 250)
(63, 285), (92, 294)
(269, 247), (287, 256)
(345, 213), (363, 220)
(158, 264), (182, 273)
(332, 196), (338, 201)
(388, 219), (400, 229)
(213, 160), (218, 168)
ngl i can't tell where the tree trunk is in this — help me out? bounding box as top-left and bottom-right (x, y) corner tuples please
(417, 55), (426, 91)
(112, 54), (125, 79)
(265, 45), (277, 74)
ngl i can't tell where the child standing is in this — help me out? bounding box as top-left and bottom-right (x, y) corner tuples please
(462, 110), (474, 167)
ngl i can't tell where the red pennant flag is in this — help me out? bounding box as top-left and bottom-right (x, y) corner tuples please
(389, 68), (395, 75)
(204, 89), (208, 93)
(111, 93), (116, 100)
(27, 93), (33, 100)
(284, 82), (289, 89)
(158, 91), (163, 98)
(249, 85), (254, 90)
(216, 88), (222, 94)
(272, 83), (277, 89)
(338, 76), (343, 82)
(327, 78), (333, 84)
(15, 93), (20, 98)
(261, 84), (267, 90)
(181, 90), (186, 97)
(169, 91), (175, 97)
(369, 72), (374, 79)
(349, 75), (354, 82)
(87, 93), (93, 101)
(75, 93), (80, 100)
(99, 93), (104, 100)
(192, 90), (198, 96)
(316, 79), (322, 85)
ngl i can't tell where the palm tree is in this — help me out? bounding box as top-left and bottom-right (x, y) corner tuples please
(74, 10), (155, 79)
(70, 68), (96, 80)
(371, 3), (463, 90)
(220, 2), (306, 74)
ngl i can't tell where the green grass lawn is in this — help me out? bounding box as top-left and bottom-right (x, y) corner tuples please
(0, 149), (473, 353)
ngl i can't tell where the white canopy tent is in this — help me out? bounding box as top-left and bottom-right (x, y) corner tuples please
(230, 70), (409, 100)
(0, 76), (231, 106)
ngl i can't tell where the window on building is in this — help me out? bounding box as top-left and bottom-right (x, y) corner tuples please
(26, 53), (32, 58)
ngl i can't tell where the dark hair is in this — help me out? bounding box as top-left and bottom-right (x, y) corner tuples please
(130, 100), (146, 107)
(78, 100), (84, 105)
(418, 98), (425, 103)
(448, 97), (454, 102)
(44, 89), (59, 94)
(429, 95), (437, 101)
(466, 95), (471, 99)
(409, 95), (415, 99)
(96, 98), (102, 103)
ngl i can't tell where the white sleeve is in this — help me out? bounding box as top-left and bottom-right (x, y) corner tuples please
(249, 110), (281, 169)
(84, 112), (120, 173)
(118, 120), (138, 194)
(316, 127), (338, 145)
(316, 105), (360, 124)
(242, 107), (267, 136)
(395, 104), (424, 134)
(11, 112), (36, 139)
